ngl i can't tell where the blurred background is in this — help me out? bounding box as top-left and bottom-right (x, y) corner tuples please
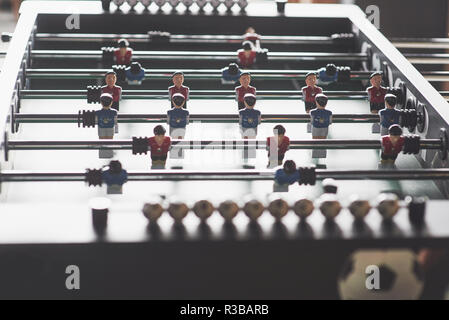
(1, 0), (449, 85)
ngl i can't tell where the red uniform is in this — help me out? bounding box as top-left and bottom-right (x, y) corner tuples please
(114, 48), (133, 65)
(237, 49), (257, 68)
(367, 86), (388, 104)
(235, 85), (256, 110)
(302, 85), (323, 103)
(168, 85), (190, 108)
(101, 85), (122, 103)
(148, 136), (171, 158)
(169, 85), (189, 100)
(266, 136), (290, 156)
(235, 85), (256, 102)
(381, 136), (405, 160)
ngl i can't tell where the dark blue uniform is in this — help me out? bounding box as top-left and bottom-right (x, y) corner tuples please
(379, 108), (401, 128)
(96, 109), (117, 128)
(310, 109), (332, 128)
(102, 169), (128, 186)
(274, 168), (300, 185)
(222, 67), (241, 83)
(167, 108), (189, 128)
(317, 67), (338, 84)
(239, 109), (261, 128)
(126, 69), (145, 83)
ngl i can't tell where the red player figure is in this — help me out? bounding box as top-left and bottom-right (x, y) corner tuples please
(266, 124), (290, 168)
(367, 71), (388, 133)
(101, 71), (122, 111)
(237, 41), (257, 68)
(168, 71), (190, 109)
(302, 72), (323, 113)
(302, 72), (323, 133)
(235, 72), (256, 110)
(243, 27), (261, 49)
(114, 38), (133, 66)
(148, 125), (172, 169)
(381, 124), (405, 165)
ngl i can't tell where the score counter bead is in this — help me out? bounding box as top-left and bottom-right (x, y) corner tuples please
(376, 193), (400, 219)
(218, 200), (239, 222)
(168, 201), (190, 223)
(293, 199), (314, 220)
(243, 200), (264, 221)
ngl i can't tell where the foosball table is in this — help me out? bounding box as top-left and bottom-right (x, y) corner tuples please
(1, 0), (449, 299)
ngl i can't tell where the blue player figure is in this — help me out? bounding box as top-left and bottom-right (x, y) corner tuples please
(379, 94), (401, 136)
(239, 93), (261, 139)
(102, 160), (128, 194)
(317, 63), (338, 86)
(167, 93), (189, 138)
(125, 61), (145, 85)
(167, 93), (189, 159)
(274, 160), (299, 192)
(96, 93), (118, 158)
(221, 63), (242, 85)
(310, 93), (332, 158)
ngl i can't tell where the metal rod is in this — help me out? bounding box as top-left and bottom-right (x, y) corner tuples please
(1, 168), (449, 182)
(23, 68), (369, 80)
(34, 33), (336, 45)
(7, 139), (442, 151)
(24, 50), (449, 64)
(19, 89), (369, 100)
(14, 113), (380, 124)
(33, 33), (449, 50)
(23, 69), (449, 82)
(404, 53), (449, 64)
(391, 37), (449, 49)
(28, 50), (369, 62)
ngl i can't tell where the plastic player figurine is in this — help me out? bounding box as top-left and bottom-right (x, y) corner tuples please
(302, 72), (323, 133)
(114, 38), (133, 66)
(235, 72), (256, 110)
(381, 124), (405, 165)
(367, 71), (388, 112)
(221, 63), (242, 85)
(148, 125), (172, 169)
(102, 160), (128, 194)
(237, 41), (257, 68)
(302, 72), (323, 112)
(379, 94), (401, 136)
(274, 160), (300, 187)
(167, 93), (189, 159)
(96, 93), (118, 158)
(243, 27), (261, 49)
(310, 93), (332, 158)
(266, 124), (290, 168)
(101, 71), (122, 111)
(367, 71), (388, 133)
(96, 93), (118, 139)
(317, 63), (338, 86)
(168, 71), (189, 109)
(125, 61), (145, 85)
(239, 93), (261, 139)
(167, 93), (189, 139)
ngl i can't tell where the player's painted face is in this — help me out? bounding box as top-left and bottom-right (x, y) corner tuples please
(246, 27), (255, 34)
(390, 135), (400, 144)
(370, 75), (382, 87)
(173, 74), (184, 87)
(239, 74), (251, 87)
(305, 75), (317, 87)
(105, 74), (117, 86)
(119, 47), (127, 56)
